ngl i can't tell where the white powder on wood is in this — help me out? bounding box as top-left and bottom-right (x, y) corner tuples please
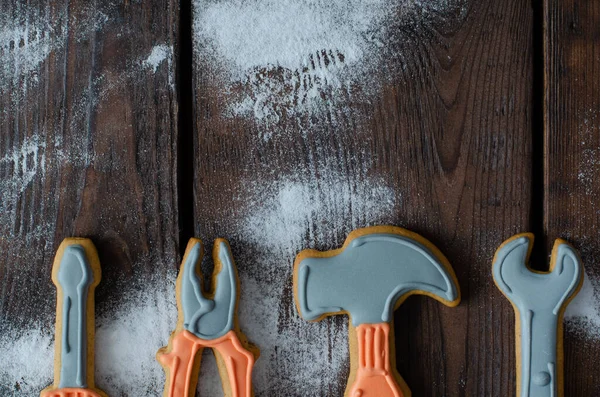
(1, 7), (180, 395)
(95, 273), (178, 396)
(576, 109), (599, 196)
(0, 134), (52, 246)
(143, 45), (173, 74)
(565, 270), (600, 338)
(1, 36), (176, 246)
(0, 5), (110, 95)
(0, 135), (46, 194)
(193, 0), (463, 127)
(0, 324), (54, 394)
(193, 0), (386, 124)
(238, 172), (398, 256)
(194, 0), (381, 75)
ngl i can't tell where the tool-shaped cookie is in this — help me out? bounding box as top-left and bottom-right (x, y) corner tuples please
(40, 238), (107, 397)
(294, 226), (461, 397)
(492, 233), (583, 397)
(157, 238), (257, 397)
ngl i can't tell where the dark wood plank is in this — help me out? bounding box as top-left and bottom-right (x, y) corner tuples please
(545, 0), (600, 395)
(192, 0), (532, 395)
(0, 0), (179, 394)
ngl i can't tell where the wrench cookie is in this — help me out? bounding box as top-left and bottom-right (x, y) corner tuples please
(293, 226), (461, 397)
(492, 233), (583, 397)
(40, 238), (107, 397)
(157, 238), (258, 397)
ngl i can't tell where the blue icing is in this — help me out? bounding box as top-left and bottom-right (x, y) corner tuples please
(297, 233), (459, 326)
(56, 245), (94, 388)
(181, 241), (237, 339)
(493, 236), (583, 397)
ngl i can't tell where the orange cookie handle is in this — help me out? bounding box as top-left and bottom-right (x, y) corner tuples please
(350, 323), (404, 397)
(40, 388), (105, 397)
(158, 331), (202, 397)
(158, 330), (254, 397)
(212, 331), (255, 397)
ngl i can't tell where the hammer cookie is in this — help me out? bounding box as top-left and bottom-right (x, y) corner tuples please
(157, 238), (258, 397)
(293, 226), (461, 397)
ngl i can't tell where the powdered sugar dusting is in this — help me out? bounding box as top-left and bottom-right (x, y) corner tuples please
(1, 4), (179, 397)
(193, 0), (387, 125)
(193, 0), (465, 129)
(239, 172), (397, 257)
(95, 272), (178, 396)
(143, 45), (173, 74)
(0, 30), (51, 87)
(565, 270), (600, 338)
(577, 109), (599, 196)
(0, 324), (54, 394)
(1, 40), (176, 247)
(0, 6), (56, 92)
(0, 130), (95, 246)
(195, 0), (374, 75)
(0, 4), (111, 96)
(0, 135), (46, 194)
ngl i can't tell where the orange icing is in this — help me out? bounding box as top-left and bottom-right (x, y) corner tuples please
(350, 323), (404, 397)
(158, 330), (254, 397)
(40, 388), (104, 397)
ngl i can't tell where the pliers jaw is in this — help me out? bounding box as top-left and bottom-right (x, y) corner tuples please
(179, 238), (238, 340)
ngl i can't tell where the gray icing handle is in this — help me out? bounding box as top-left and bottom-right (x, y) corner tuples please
(493, 236), (583, 397)
(56, 245), (94, 388)
(181, 241), (237, 339)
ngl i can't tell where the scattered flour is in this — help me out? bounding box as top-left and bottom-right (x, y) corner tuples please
(143, 45), (173, 74)
(239, 172), (398, 257)
(195, 0), (377, 75)
(193, 0), (387, 125)
(0, 5), (178, 397)
(0, 14), (56, 89)
(193, 0), (464, 128)
(0, 130), (93, 244)
(0, 324), (54, 394)
(95, 273), (178, 396)
(568, 109), (600, 339)
(577, 109), (599, 196)
(0, 134), (53, 243)
(0, 135), (46, 194)
(1, 26), (176, 245)
(0, 5), (116, 242)
(565, 270), (600, 338)
(0, 4), (111, 96)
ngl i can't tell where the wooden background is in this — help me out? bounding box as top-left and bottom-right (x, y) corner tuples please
(1, 0), (599, 396)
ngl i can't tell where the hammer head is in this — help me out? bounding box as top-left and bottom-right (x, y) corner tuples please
(294, 226), (460, 326)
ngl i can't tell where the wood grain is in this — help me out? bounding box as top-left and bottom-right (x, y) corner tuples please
(0, 0), (178, 393)
(544, 0), (600, 395)
(191, 0), (533, 396)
